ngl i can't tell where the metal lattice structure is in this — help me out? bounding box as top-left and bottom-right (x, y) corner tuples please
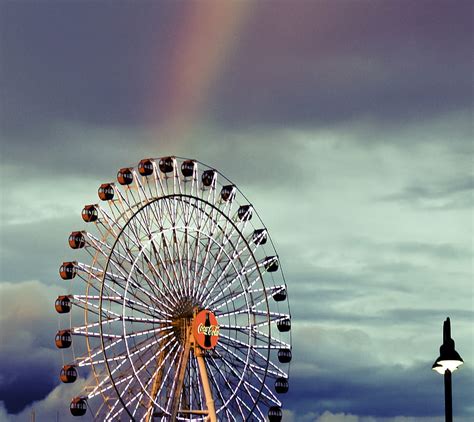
(55, 157), (292, 421)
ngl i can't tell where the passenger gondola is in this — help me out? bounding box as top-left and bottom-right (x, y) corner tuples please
(275, 377), (289, 394)
(264, 256), (279, 272)
(59, 262), (77, 280)
(220, 185), (236, 202)
(181, 160), (196, 177)
(68, 231), (85, 249)
(60, 365), (77, 383)
(159, 156), (175, 173)
(268, 406), (282, 422)
(70, 397), (87, 416)
(138, 158), (154, 176)
(55, 330), (72, 349)
(202, 169), (216, 187)
(81, 205), (98, 222)
(55, 295), (72, 313)
(278, 348), (292, 363)
(237, 205), (252, 221)
(252, 229), (267, 245)
(272, 287), (287, 302)
(277, 318), (291, 332)
(98, 183), (115, 201)
(117, 168), (134, 185)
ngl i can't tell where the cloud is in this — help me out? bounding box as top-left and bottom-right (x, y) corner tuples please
(1, 115), (472, 417)
(211, 1), (472, 128)
(0, 376), (91, 422)
(379, 176), (473, 210)
(0, 281), (69, 413)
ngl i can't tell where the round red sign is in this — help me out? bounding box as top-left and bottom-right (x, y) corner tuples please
(193, 310), (219, 350)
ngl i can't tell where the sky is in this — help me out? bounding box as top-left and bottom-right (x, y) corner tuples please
(0, 0), (473, 421)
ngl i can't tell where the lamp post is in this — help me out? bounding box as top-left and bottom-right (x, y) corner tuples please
(432, 317), (463, 422)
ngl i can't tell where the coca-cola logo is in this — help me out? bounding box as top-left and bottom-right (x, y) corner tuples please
(197, 323), (220, 337)
(193, 310), (219, 350)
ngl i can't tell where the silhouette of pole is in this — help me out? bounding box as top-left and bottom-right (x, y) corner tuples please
(444, 369), (452, 422)
(443, 319), (453, 422)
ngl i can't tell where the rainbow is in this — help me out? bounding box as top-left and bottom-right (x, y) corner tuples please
(148, 2), (253, 146)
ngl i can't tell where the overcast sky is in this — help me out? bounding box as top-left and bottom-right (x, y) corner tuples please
(0, 1), (473, 421)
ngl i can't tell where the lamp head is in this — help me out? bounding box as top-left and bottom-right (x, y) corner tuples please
(432, 317), (464, 374)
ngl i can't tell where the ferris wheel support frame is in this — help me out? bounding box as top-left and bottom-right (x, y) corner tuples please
(169, 310), (217, 422)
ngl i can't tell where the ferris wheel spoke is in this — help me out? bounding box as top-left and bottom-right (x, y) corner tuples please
(205, 358), (236, 420)
(173, 162), (184, 196)
(131, 254), (179, 313)
(206, 355), (244, 420)
(211, 279), (275, 311)
(195, 235), (238, 303)
(158, 232), (186, 298)
(147, 235), (184, 301)
(77, 336), (122, 367)
(219, 309), (287, 321)
(199, 243), (258, 306)
(171, 229), (187, 299)
(194, 222), (246, 304)
(183, 228), (193, 298)
(151, 161), (167, 199)
(100, 276), (169, 319)
(115, 356), (161, 420)
(89, 372), (134, 399)
(73, 330), (122, 339)
(104, 397), (126, 422)
(193, 240), (226, 301)
(106, 260), (172, 313)
(104, 248), (162, 307)
(157, 180), (177, 227)
(202, 263), (259, 309)
(156, 344), (185, 415)
(212, 348), (260, 412)
(216, 342), (280, 408)
(92, 331), (175, 391)
(174, 201), (194, 298)
(97, 206), (126, 237)
(199, 213), (249, 287)
(108, 338), (179, 420)
(222, 325), (291, 351)
(217, 335), (287, 379)
(191, 198), (223, 288)
(75, 291), (167, 320)
(104, 236), (180, 311)
(139, 246), (182, 311)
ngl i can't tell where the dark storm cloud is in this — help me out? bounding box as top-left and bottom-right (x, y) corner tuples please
(285, 322), (474, 418)
(285, 362), (474, 417)
(212, 0), (473, 128)
(1, 0), (472, 137)
(0, 1), (186, 134)
(0, 281), (65, 413)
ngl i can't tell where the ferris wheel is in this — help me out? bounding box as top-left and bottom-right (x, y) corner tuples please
(55, 157), (292, 421)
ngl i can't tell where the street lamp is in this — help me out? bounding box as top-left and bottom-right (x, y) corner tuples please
(432, 317), (463, 422)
